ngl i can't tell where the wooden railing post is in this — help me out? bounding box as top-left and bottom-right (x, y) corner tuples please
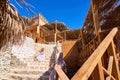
(80, 28), (85, 48)
(92, 60), (104, 80)
(106, 40), (120, 80)
(106, 56), (113, 80)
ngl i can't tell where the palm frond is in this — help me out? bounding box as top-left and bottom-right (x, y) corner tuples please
(15, 0), (35, 14)
(0, 0), (25, 50)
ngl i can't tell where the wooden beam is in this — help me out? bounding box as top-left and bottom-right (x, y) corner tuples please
(71, 28), (118, 80)
(102, 67), (116, 80)
(106, 56), (113, 80)
(91, 0), (101, 36)
(37, 26), (40, 34)
(37, 14), (41, 34)
(107, 41), (120, 80)
(55, 64), (69, 80)
(80, 28), (85, 48)
(111, 41), (120, 80)
(54, 33), (57, 43)
(92, 60), (104, 80)
(54, 20), (57, 43)
(64, 31), (66, 41)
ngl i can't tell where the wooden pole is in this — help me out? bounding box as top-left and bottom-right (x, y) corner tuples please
(37, 14), (40, 34)
(54, 20), (57, 43)
(91, 0), (101, 36)
(80, 28), (85, 48)
(91, 1), (104, 79)
(64, 31), (66, 41)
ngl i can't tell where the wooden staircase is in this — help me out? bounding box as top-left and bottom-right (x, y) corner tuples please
(5, 28), (120, 80)
(55, 28), (120, 80)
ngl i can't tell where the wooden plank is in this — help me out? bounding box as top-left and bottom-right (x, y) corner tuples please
(64, 31), (66, 41)
(102, 67), (116, 80)
(106, 56), (113, 80)
(55, 64), (69, 80)
(80, 28), (85, 48)
(71, 28), (118, 80)
(91, 0), (101, 36)
(91, 60), (104, 80)
(37, 26), (40, 34)
(111, 41), (120, 80)
(107, 41), (120, 80)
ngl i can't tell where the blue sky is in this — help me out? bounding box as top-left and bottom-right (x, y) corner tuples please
(9, 0), (90, 29)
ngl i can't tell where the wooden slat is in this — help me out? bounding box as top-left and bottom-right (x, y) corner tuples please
(71, 28), (118, 80)
(107, 41), (120, 80)
(92, 60), (104, 80)
(102, 67), (116, 80)
(80, 29), (85, 48)
(91, 0), (101, 36)
(111, 41), (120, 80)
(106, 56), (114, 80)
(55, 64), (69, 80)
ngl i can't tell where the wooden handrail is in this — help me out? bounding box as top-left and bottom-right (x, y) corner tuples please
(78, 35), (99, 66)
(72, 28), (118, 80)
(55, 64), (69, 80)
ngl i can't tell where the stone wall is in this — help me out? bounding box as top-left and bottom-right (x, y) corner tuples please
(2, 46), (58, 79)
(9, 43), (58, 80)
(0, 49), (11, 79)
(0, 37), (62, 80)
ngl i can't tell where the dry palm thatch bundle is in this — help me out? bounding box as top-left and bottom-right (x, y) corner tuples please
(0, 0), (25, 50)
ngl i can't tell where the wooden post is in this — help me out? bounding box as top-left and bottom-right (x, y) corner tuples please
(37, 14), (41, 34)
(54, 20), (57, 43)
(55, 64), (69, 80)
(43, 32), (45, 43)
(91, 1), (104, 79)
(107, 41), (120, 80)
(91, 0), (101, 34)
(80, 28), (85, 48)
(91, 60), (104, 80)
(106, 56), (113, 80)
(91, 0), (101, 41)
(64, 31), (66, 41)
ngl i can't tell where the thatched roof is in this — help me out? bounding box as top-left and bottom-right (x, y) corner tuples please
(42, 21), (70, 32)
(59, 29), (81, 40)
(0, 0), (26, 50)
(83, 0), (120, 31)
(77, 0), (120, 67)
(41, 21), (81, 40)
(78, 0), (120, 44)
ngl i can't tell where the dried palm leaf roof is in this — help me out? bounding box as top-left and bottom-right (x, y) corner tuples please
(0, 0), (26, 50)
(40, 21), (83, 40)
(79, 0), (120, 44)
(42, 21), (70, 32)
(83, 0), (120, 31)
(77, 0), (120, 67)
(65, 29), (81, 40)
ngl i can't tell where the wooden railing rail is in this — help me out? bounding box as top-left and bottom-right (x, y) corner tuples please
(55, 64), (69, 80)
(78, 27), (120, 66)
(78, 35), (99, 66)
(72, 28), (120, 80)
